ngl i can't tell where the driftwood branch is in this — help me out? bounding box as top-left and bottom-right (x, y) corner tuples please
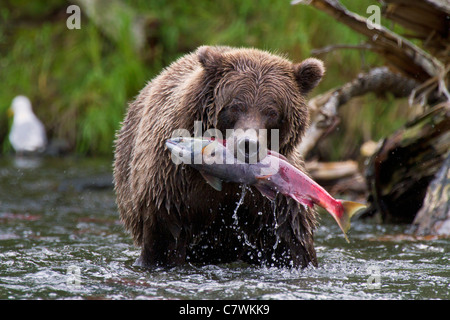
(298, 67), (418, 157)
(292, 0), (446, 82)
(380, 0), (450, 64)
(311, 43), (374, 55)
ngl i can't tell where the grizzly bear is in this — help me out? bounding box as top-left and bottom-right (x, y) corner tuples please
(113, 46), (325, 268)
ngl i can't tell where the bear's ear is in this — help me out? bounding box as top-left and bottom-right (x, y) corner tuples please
(292, 58), (325, 95)
(197, 46), (224, 73)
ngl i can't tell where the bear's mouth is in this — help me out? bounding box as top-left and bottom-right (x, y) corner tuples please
(236, 137), (260, 164)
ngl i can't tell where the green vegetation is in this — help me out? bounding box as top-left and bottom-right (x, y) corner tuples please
(0, 0), (411, 158)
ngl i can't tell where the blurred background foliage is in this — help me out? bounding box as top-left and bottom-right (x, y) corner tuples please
(0, 0), (414, 159)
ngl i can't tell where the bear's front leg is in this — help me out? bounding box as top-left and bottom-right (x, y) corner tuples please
(135, 209), (188, 267)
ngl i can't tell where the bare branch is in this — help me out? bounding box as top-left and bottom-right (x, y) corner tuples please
(292, 0), (446, 81)
(380, 0), (450, 63)
(311, 43), (374, 55)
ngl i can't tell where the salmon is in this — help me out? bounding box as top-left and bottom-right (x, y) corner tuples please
(166, 137), (366, 242)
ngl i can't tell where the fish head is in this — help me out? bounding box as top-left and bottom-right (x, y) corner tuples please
(166, 137), (204, 164)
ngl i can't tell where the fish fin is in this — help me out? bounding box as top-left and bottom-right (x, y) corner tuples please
(337, 200), (367, 243)
(290, 193), (315, 208)
(255, 174), (273, 179)
(201, 141), (218, 156)
(200, 171), (222, 191)
(254, 183), (277, 201)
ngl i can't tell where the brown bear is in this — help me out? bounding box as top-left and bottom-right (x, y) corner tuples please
(113, 46), (325, 268)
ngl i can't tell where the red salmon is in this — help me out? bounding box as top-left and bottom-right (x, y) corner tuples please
(166, 137), (366, 242)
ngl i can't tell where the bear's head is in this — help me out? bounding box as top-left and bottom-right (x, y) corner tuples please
(196, 46), (324, 161)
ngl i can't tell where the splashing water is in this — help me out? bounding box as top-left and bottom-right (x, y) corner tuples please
(272, 200), (280, 250)
(232, 185), (247, 225)
(231, 185), (257, 250)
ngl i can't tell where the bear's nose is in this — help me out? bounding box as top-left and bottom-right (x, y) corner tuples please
(237, 138), (259, 164)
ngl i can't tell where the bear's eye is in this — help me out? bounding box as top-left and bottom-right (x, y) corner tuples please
(229, 104), (244, 113)
(266, 110), (278, 119)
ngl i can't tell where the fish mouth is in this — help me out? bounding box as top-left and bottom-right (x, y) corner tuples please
(165, 140), (183, 158)
(166, 137), (209, 164)
(165, 138), (192, 162)
(165, 138), (178, 151)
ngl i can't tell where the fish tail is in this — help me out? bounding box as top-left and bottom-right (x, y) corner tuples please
(336, 200), (367, 243)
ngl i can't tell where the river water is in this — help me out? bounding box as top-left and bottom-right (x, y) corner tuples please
(0, 157), (448, 300)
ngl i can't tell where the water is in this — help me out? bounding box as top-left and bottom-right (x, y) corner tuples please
(0, 157), (448, 300)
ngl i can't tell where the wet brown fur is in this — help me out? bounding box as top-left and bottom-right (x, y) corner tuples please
(113, 46), (325, 268)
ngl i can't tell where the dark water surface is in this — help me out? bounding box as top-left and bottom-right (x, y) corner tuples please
(0, 157), (448, 299)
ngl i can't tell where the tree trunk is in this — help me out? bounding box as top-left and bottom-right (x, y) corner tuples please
(409, 152), (450, 235)
(365, 102), (450, 223)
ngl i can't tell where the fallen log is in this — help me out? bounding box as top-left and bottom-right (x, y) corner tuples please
(306, 160), (367, 200)
(306, 160), (359, 180)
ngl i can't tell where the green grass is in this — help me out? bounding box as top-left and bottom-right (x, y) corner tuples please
(0, 0), (410, 158)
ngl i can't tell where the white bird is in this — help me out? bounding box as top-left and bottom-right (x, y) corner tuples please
(9, 95), (47, 154)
